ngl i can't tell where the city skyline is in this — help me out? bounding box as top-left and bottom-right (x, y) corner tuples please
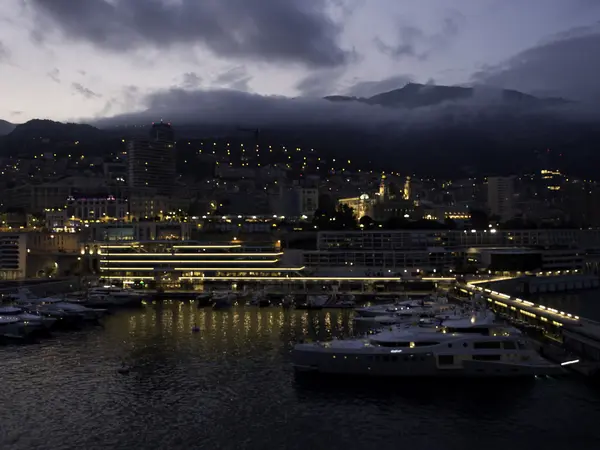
(1, 0), (600, 122)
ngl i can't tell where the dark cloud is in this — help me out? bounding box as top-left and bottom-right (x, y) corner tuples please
(375, 11), (464, 60)
(181, 72), (202, 89)
(94, 88), (403, 128)
(47, 68), (61, 83)
(29, 0), (351, 68)
(72, 82), (101, 99)
(214, 66), (252, 91)
(10, 111), (23, 117)
(343, 74), (413, 98)
(472, 25), (600, 102)
(91, 84), (586, 134)
(0, 40), (10, 62)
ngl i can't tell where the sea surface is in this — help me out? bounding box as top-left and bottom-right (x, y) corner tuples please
(2, 302), (600, 450)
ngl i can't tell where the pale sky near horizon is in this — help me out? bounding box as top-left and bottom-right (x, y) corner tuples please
(1, 0), (600, 122)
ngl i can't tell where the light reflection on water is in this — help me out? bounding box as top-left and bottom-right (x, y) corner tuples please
(1, 302), (600, 450)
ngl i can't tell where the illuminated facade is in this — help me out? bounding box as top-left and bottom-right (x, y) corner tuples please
(303, 229), (600, 273)
(128, 121), (176, 197)
(98, 240), (407, 287)
(99, 241), (304, 285)
(0, 233), (27, 280)
(487, 176), (515, 221)
(338, 194), (374, 219)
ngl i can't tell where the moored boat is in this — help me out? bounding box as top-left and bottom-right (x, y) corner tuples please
(292, 311), (564, 378)
(295, 295), (328, 310)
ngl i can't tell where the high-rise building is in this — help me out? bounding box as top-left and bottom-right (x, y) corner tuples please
(487, 176), (515, 222)
(127, 121), (176, 197)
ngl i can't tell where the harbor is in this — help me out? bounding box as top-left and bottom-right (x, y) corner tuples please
(2, 272), (598, 377)
(3, 300), (600, 450)
(452, 278), (600, 375)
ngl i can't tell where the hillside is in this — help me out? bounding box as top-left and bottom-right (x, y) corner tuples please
(0, 84), (596, 178)
(325, 83), (570, 109)
(0, 119), (117, 157)
(0, 119), (15, 136)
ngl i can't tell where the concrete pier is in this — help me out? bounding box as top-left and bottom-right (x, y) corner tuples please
(456, 281), (600, 371)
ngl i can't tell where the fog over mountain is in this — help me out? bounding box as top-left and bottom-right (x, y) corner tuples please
(77, 83), (600, 178)
(92, 82), (579, 130)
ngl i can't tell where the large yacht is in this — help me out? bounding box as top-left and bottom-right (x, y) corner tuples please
(0, 306), (56, 331)
(85, 286), (144, 307)
(15, 290), (106, 322)
(354, 297), (446, 318)
(292, 312), (563, 377)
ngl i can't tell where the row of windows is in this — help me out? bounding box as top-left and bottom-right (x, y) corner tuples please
(371, 340), (522, 350)
(332, 353), (507, 363)
(333, 354), (431, 362)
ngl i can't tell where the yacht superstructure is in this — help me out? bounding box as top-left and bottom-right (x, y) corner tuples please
(292, 312), (563, 377)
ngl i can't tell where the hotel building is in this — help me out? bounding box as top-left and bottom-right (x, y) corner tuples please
(302, 229), (600, 274)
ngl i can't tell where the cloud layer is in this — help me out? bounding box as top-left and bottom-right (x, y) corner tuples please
(473, 24), (600, 102)
(29, 0), (351, 68)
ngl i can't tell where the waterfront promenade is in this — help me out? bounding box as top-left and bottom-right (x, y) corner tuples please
(458, 279), (600, 364)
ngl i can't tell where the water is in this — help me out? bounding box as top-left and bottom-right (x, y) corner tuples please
(2, 302), (600, 450)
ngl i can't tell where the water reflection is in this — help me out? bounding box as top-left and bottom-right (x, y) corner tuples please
(2, 303), (600, 450)
(126, 304), (354, 343)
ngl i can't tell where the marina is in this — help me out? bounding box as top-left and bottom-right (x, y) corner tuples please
(2, 301), (600, 450)
(1, 273), (594, 377)
(453, 279), (600, 375)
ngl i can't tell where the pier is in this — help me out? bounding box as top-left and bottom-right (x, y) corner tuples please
(454, 279), (600, 373)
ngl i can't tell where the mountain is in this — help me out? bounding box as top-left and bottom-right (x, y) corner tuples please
(325, 83), (570, 109)
(6, 119), (104, 140)
(0, 119), (116, 157)
(0, 85), (595, 178)
(0, 120), (15, 136)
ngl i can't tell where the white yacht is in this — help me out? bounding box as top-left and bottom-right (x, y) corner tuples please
(292, 312), (563, 377)
(354, 304), (466, 327)
(0, 306), (56, 331)
(354, 299), (429, 317)
(0, 316), (27, 339)
(15, 291), (106, 322)
(86, 286), (144, 306)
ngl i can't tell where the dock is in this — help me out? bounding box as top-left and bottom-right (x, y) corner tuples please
(455, 280), (600, 375)
(151, 289), (435, 301)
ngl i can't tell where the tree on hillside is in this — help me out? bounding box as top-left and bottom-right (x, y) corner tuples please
(312, 204), (357, 230)
(359, 215), (375, 229)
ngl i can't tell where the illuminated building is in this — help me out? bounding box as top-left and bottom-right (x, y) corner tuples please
(487, 176), (515, 221)
(66, 195), (127, 221)
(338, 194), (374, 219)
(97, 240), (406, 288)
(403, 176), (411, 201)
(0, 233), (27, 280)
(87, 221), (191, 242)
(128, 121), (176, 197)
(303, 229), (600, 274)
(540, 169), (563, 192)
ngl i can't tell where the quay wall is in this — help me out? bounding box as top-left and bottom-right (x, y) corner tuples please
(483, 275), (599, 297)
